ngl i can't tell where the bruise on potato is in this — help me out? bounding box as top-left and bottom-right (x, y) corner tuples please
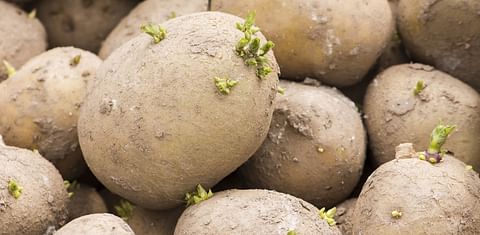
(175, 189), (341, 235)
(55, 213), (135, 235)
(363, 63), (480, 168)
(67, 183), (108, 222)
(0, 47), (102, 179)
(239, 80), (366, 208)
(0, 0), (47, 81)
(0, 137), (68, 235)
(99, 0), (208, 59)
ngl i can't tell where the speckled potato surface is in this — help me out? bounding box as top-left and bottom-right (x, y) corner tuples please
(55, 213), (135, 235)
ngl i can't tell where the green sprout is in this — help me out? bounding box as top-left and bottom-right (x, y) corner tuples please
(319, 207), (336, 226)
(287, 230), (297, 235)
(185, 184), (213, 207)
(28, 9), (36, 19)
(167, 11), (177, 19)
(3, 60), (16, 78)
(391, 210), (402, 219)
(277, 86), (286, 95)
(70, 55), (81, 66)
(115, 199), (135, 221)
(8, 179), (23, 199)
(466, 165), (473, 171)
(235, 12), (275, 79)
(413, 80), (425, 96)
(63, 180), (78, 198)
(140, 23), (167, 44)
(417, 124), (455, 164)
(214, 77), (238, 95)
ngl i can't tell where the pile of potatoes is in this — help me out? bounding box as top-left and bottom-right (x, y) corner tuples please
(0, 0), (479, 234)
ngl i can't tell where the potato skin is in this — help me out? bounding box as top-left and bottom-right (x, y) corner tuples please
(212, 0), (394, 86)
(0, 1), (46, 81)
(353, 154), (480, 234)
(128, 207), (183, 235)
(35, 0), (138, 52)
(239, 81), (366, 208)
(0, 47), (102, 179)
(67, 184), (108, 221)
(175, 189), (341, 235)
(78, 12), (279, 210)
(0, 138), (68, 235)
(55, 213), (135, 235)
(397, 0), (480, 91)
(335, 198), (356, 235)
(99, 0), (208, 59)
(364, 64), (480, 168)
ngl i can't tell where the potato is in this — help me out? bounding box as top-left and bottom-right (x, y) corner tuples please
(99, 0), (208, 59)
(67, 183), (108, 221)
(335, 198), (356, 235)
(239, 80), (366, 208)
(211, 0), (394, 86)
(35, 0), (138, 52)
(0, 1), (46, 81)
(128, 207), (183, 235)
(0, 136), (68, 235)
(363, 63), (480, 168)
(78, 12), (279, 210)
(55, 213), (134, 235)
(175, 189), (341, 234)
(397, 0), (480, 91)
(352, 143), (480, 234)
(0, 47), (102, 179)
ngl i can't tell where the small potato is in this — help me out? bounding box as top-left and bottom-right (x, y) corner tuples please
(0, 47), (102, 179)
(99, 0), (208, 59)
(55, 213), (135, 235)
(67, 183), (108, 221)
(0, 1), (46, 81)
(0, 137), (69, 235)
(335, 198), (357, 235)
(128, 207), (183, 235)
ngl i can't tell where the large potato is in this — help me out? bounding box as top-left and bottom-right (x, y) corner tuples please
(397, 0), (480, 91)
(364, 64), (480, 168)
(35, 0), (138, 52)
(212, 0), (394, 86)
(99, 0), (208, 59)
(0, 136), (69, 235)
(0, 1), (46, 81)
(0, 47), (102, 179)
(55, 213), (134, 235)
(78, 12), (279, 210)
(239, 80), (366, 208)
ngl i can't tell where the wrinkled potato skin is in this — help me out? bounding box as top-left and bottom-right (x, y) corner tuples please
(212, 0), (394, 86)
(78, 12), (279, 210)
(0, 1), (47, 81)
(239, 81), (366, 208)
(35, 0), (138, 52)
(335, 198), (357, 235)
(128, 207), (183, 235)
(175, 189), (341, 235)
(353, 154), (480, 234)
(0, 47), (102, 179)
(364, 64), (480, 168)
(67, 184), (108, 221)
(55, 213), (135, 235)
(397, 0), (480, 91)
(0, 139), (68, 235)
(99, 0), (208, 59)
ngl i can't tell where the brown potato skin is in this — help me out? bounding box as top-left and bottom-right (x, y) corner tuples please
(212, 0), (394, 86)
(78, 12), (279, 210)
(353, 152), (480, 234)
(0, 137), (68, 235)
(335, 198), (357, 235)
(364, 63), (480, 168)
(99, 0), (208, 59)
(397, 0), (480, 91)
(128, 207), (183, 235)
(0, 1), (47, 81)
(0, 47), (102, 179)
(239, 80), (366, 208)
(35, 0), (138, 52)
(55, 213), (135, 235)
(175, 189), (341, 235)
(67, 184), (108, 222)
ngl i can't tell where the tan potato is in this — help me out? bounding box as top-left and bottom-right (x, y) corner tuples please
(128, 207), (183, 235)
(99, 0), (208, 59)
(67, 183), (108, 221)
(239, 80), (366, 208)
(35, 0), (138, 52)
(335, 198), (357, 235)
(175, 189), (341, 235)
(212, 0), (394, 86)
(0, 47), (102, 179)
(78, 12), (279, 210)
(397, 0), (480, 91)
(0, 1), (46, 81)
(363, 63), (480, 168)
(55, 213), (135, 235)
(0, 136), (68, 235)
